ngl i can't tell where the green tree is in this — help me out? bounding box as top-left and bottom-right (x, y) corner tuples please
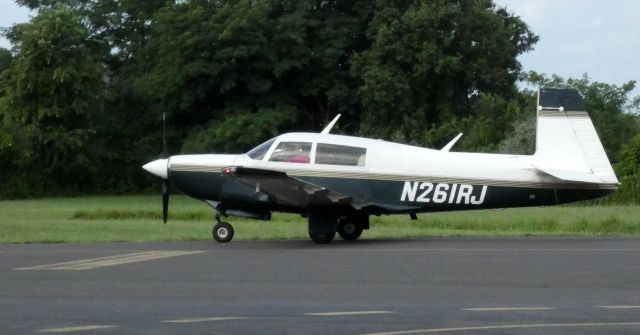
(603, 134), (640, 204)
(136, 0), (301, 152)
(15, 0), (167, 62)
(351, 0), (538, 145)
(0, 48), (11, 72)
(496, 112), (536, 154)
(3, 0), (635, 199)
(136, 0), (373, 153)
(8, 1), (170, 192)
(617, 134), (640, 177)
(0, 7), (106, 195)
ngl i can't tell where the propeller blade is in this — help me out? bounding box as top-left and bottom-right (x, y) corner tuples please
(162, 179), (169, 223)
(161, 111), (169, 223)
(162, 111), (167, 157)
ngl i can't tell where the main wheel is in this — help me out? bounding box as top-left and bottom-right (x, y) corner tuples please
(338, 218), (363, 241)
(212, 222), (234, 243)
(309, 232), (335, 244)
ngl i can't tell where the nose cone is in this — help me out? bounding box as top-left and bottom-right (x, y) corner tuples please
(142, 159), (169, 179)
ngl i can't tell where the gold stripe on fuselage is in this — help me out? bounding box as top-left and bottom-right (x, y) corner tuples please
(169, 164), (617, 191)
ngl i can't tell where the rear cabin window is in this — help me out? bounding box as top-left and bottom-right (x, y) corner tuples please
(269, 142), (312, 164)
(315, 143), (366, 167)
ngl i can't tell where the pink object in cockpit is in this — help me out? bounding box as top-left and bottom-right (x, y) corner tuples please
(288, 155), (309, 163)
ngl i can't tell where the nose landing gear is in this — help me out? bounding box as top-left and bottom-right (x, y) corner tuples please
(212, 212), (234, 243)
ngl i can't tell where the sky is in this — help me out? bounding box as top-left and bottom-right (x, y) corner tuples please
(0, 1), (30, 49)
(0, 0), (638, 97)
(493, 0), (640, 98)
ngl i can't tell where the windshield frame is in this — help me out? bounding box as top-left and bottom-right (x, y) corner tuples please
(246, 137), (277, 160)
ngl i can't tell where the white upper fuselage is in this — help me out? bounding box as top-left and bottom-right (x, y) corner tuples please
(168, 132), (553, 188)
(246, 132), (544, 183)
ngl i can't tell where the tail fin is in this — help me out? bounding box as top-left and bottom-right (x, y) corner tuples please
(533, 88), (618, 184)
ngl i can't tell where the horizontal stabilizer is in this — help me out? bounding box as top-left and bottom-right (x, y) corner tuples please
(533, 165), (603, 184)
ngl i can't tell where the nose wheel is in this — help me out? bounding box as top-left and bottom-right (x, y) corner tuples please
(212, 213), (234, 243)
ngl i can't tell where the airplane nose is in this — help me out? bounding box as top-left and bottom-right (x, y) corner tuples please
(142, 159), (169, 179)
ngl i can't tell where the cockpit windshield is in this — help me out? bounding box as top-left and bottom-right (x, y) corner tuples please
(246, 137), (277, 160)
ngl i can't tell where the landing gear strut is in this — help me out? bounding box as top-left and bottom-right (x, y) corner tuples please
(212, 212), (234, 243)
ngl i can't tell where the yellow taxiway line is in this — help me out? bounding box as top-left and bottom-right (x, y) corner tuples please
(161, 316), (247, 323)
(362, 322), (640, 335)
(15, 251), (204, 270)
(461, 307), (555, 311)
(38, 325), (118, 333)
(307, 311), (395, 316)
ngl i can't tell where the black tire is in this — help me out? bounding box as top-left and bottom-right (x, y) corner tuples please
(338, 218), (363, 241)
(212, 222), (234, 243)
(309, 232), (335, 244)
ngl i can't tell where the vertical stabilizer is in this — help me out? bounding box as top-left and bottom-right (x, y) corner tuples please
(534, 88), (618, 184)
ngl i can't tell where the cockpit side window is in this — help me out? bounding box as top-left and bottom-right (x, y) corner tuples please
(246, 138), (276, 160)
(316, 143), (366, 166)
(269, 142), (312, 164)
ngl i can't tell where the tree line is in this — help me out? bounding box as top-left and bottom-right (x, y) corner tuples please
(0, 0), (638, 200)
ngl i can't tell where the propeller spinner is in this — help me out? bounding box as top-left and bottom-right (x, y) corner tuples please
(142, 158), (170, 223)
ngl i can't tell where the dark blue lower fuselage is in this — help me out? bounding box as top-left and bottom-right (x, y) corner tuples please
(170, 170), (615, 216)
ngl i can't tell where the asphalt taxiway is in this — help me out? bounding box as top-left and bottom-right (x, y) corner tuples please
(2, 237), (640, 334)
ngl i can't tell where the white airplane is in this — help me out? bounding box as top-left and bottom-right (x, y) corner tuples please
(143, 88), (618, 243)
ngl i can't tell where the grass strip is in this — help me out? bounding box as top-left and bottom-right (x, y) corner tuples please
(0, 195), (638, 244)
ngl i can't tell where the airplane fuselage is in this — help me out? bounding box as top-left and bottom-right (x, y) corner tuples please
(166, 133), (616, 216)
(142, 89), (619, 243)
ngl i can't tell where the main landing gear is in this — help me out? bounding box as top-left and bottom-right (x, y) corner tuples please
(337, 217), (364, 241)
(308, 209), (368, 244)
(212, 212), (234, 243)
(309, 232), (335, 244)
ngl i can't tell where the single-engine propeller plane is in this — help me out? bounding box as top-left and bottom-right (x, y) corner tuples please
(143, 88), (618, 244)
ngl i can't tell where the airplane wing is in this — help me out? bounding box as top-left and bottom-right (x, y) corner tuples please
(222, 166), (373, 209)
